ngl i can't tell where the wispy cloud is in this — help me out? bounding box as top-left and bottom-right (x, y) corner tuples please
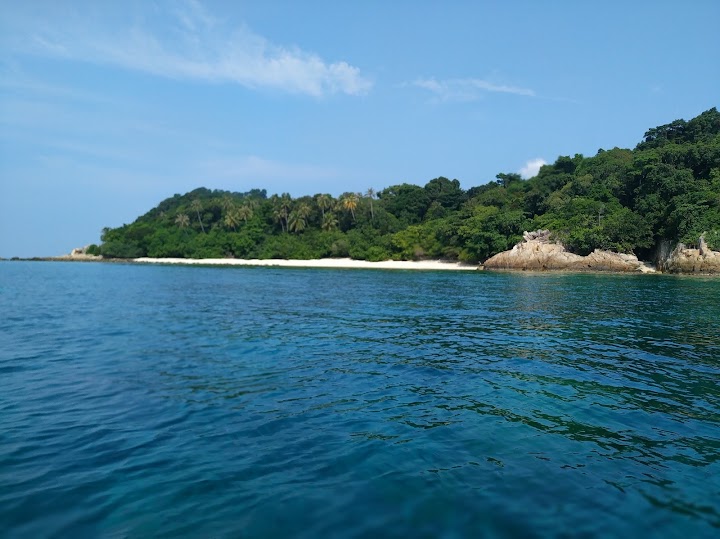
(411, 77), (535, 102)
(12, 1), (371, 97)
(519, 158), (546, 179)
(0, 73), (115, 105)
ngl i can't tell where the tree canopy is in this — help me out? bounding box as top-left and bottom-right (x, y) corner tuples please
(99, 109), (720, 262)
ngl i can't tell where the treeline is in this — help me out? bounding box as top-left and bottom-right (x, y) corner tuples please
(98, 108), (720, 262)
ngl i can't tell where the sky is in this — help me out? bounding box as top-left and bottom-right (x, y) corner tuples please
(1, 0), (718, 257)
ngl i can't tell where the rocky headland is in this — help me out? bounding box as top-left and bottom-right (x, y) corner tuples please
(659, 236), (720, 274)
(483, 230), (656, 273)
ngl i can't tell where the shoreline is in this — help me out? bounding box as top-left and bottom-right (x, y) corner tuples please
(132, 257), (480, 271)
(7, 256), (718, 276)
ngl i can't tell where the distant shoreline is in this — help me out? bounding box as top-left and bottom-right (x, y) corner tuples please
(7, 254), (718, 275)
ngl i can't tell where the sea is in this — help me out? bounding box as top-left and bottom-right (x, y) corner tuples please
(1, 261), (719, 538)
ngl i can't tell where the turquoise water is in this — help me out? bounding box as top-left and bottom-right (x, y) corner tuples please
(1, 262), (719, 538)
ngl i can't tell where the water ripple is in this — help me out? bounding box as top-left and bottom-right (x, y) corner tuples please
(1, 263), (719, 537)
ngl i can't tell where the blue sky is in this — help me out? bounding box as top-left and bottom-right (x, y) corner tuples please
(1, 0), (718, 257)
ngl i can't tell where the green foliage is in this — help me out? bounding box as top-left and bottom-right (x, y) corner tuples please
(423, 177), (467, 211)
(377, 183), (429, 225)
(456, 206), (527, 262)
(391, 223), (442, 260)
(346, 227), (392, 260)
(97, 109), (720, 263)
(101, 241), (144, 259)
(705, 230), (720, 251)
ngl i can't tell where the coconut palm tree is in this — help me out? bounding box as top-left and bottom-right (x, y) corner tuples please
(175, 213), (190, 229)
(237, 204), (253, 224)
(273, 206), (288, 233)
(365, 188), (376, 221)
(288, 211), (306, 233)
(321, 212), (338, 231)
(288, 203), (312, 233)
(316, 194), (333, 218)
(296, 202), (312, 220)
(272, 193), (292, 233)
(190, 199), (206, 233)
(280, 193), (292, 213)
(220, 195), (236, 214)
(224, 208), (241, 231)
(341, 193), (359, 221)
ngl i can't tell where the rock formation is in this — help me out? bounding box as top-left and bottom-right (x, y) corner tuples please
(660, 236), (720, 274)
(64, 245), (102, 260)
(484, 230), (654, 273)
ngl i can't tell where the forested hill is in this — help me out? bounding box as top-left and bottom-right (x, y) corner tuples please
(98, 108), (720, 262)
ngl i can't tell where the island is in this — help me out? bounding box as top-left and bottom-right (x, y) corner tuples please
(70, 108), (720, 274)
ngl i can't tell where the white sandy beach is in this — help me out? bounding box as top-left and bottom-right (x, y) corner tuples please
(133, 257), (480, 271)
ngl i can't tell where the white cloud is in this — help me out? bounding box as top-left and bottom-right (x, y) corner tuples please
(412, 77), (535, 102)
(519, 158), (547, 179)
(14, 1), (371, 97)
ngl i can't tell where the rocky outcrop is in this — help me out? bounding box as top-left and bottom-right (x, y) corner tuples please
(660, 236), (720, 274)
(484, 230), (654, 273)
(483, 234), (584, 270)
(581, 250), (655, 273)
(65, 245), (102, 260)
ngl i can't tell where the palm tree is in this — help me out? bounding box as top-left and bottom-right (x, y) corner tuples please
(190, 199), (206, 233)
(365, 188), (376, 221)
(272, 193), (292, 233)
(341, 193), (359, 221)
(288, 211), (306, 233)
(273, 206), (289, 233)
(280, 193), (292, 213)
(297, 202), (312, 220)
(220, 195), (236, 214)
(237, 204), (253, 224)
(316, 194), (333, 218)
(288, 203), (312, 234)
(175, 213), (190, 230)
(224, 208), (241, 231)
(321, 212), (338, 231)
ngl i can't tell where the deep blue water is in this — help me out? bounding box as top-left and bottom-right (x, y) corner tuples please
(1, 261), (719, 538)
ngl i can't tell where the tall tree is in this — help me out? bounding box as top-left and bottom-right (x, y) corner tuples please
(270, 194), (292, 233)
(175, 213), (190, 230)
(296, 202), (312, 220)
(378, 183), (429, 224)
(224, 208), (241, 231)
(220, 195), (235, 214)
(365, 188), (376, 221)
(316, 194), (333, 218)
(237, 204), (253, 224)
(273, 207), (288, 233)
(321, 212), (338, 231)
(288, 211), (306, 233)
(288, 203), (312, 233)
(190, 199), (206, 233)
(341, 193), (359, 221)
